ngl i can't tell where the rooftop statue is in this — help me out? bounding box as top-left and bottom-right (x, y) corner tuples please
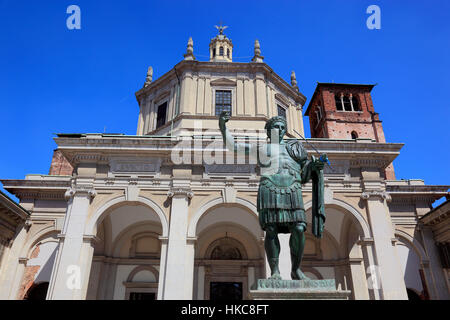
(219, 111), (326, 280)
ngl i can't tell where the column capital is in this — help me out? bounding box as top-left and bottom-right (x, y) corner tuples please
(64, 186), (97, 201)
(361, 190), (391, 202)
(18, 257), (28, 265)
(83, 234), (101, 245)
(357, 237), (374, 246)
(167, 187), (194, 199)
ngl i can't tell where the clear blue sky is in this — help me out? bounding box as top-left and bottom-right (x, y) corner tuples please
(0, 1), (449, 205)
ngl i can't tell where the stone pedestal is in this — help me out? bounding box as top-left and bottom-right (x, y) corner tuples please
(249, 279), (351, 300)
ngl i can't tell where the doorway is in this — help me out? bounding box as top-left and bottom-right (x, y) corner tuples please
(210, 282), (242, 301)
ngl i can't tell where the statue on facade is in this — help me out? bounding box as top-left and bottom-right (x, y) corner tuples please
(219, 111), (326, 280)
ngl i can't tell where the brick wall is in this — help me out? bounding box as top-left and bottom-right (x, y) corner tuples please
(48, 150), (73, 176)
(307, 83), (395, 179)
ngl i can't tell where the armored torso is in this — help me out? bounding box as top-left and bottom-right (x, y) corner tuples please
(259, 142), (302, 186)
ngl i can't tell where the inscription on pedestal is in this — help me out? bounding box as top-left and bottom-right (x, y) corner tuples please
(253, 279), (336, 291)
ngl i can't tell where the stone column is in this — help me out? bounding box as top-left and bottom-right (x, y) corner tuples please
(157, 236), (168, 300)
(348, 257), (370, 299)
(197, 265), (205, 300)
(46, 186), (96, 300)
(162, 187), (195, 299)
(360, 190), (408, 299)
(359, 239), (381, 299)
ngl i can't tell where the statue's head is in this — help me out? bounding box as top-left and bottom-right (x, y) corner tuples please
(265, 116), (287, 142)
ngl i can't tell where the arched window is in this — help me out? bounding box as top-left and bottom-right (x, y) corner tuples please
(219, 46), (224, 56)
(351, 131), (358, 139)
(213, 48), (216, 57)
(227, 48), (230, 57)
(335, 94), (343, 111)
(351, 95), (360, 111)
(343, 95), (352, 111)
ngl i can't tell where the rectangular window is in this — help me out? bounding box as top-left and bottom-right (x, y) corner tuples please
(277, 105), (287, 119)
(156, 102), (168, 129)
(215, 90), (232, 116)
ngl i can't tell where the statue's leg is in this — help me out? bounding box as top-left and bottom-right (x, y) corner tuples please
(289, 223), (310, 280)
(264, 224), (281, 280)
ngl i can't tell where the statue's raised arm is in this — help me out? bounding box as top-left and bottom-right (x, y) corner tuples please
(218, 111), (253, 155)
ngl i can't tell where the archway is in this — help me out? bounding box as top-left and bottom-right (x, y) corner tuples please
(85, 198), (165, 300)
(304, 200), (371, 300)
(193, 203), (264, 300)
(18, 233), (59, 300)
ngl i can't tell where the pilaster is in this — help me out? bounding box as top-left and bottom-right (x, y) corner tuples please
(360, 187), (408, 299)
(46, 185), (96, 300)
(162, 187), (195, 299)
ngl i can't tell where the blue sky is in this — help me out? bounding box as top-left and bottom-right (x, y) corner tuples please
(0, 1), (449, 205)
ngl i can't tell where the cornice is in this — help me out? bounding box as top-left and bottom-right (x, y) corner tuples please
(420, 200), (450, 226)
(53, 136), (404, 172)
(1, 178), (71, 201)
(135, 60), (307, 105)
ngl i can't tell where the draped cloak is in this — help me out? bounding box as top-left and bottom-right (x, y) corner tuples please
(256, 139), (325, 238)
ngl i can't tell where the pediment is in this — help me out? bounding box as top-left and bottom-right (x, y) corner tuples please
(210, 78), (236, 87)
(275, 93), (291, 106)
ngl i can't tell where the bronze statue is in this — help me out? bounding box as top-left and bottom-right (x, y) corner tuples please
(219, 112), (326, 280)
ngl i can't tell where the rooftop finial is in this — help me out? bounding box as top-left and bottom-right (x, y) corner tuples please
(184, 36), (195, 60)
(252, 39), (264, 63)
(144, 66), (153, 87)
(291, 71), (299, 91)
(214, 22), (228, 35)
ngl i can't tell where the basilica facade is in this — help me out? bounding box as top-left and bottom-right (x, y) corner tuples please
(0, 30), (448, 300)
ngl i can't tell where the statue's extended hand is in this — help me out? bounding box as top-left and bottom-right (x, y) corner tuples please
(311, 155), (325, 172)
(219, 111), (231, 130)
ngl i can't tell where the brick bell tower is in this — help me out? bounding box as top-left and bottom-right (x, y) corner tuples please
(304, 82), (396, 180)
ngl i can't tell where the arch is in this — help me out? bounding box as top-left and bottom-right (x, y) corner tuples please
(86, 195), (169, 237)
(304, 198), (372, 238)
(205, 237), (249, 260)
(351, 131), (358, 139)
(394, 229), (428, 263)
(302, 267), (323, 280)
(188, 197), (259, 238)
(126, 265), (159, 283)
(20, 227), (59, 258)
(111, 221), (162, 257)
